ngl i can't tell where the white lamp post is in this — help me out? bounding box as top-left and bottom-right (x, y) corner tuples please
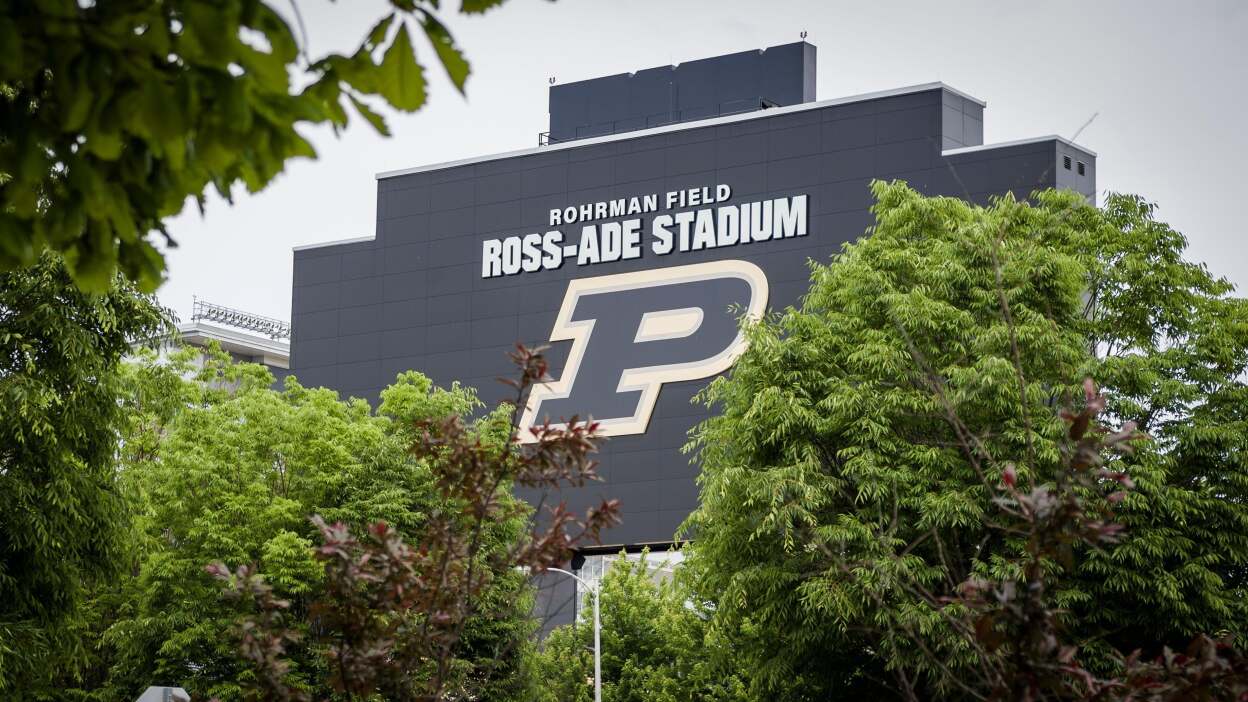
(547, 567), (601, 702)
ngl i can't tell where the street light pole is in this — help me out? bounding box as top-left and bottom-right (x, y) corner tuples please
(548, 567), (601, 702)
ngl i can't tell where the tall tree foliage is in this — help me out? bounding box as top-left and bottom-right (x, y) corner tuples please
(1059, 193), (1248, 652)
(682, 182), (1248, 698)
(0, 0), (501, 291)
(62, 347), (546, 701)
(0, 253), (171, 695)
(928, 378), (1248, 700)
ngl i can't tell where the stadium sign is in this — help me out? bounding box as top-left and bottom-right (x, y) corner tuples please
(497, 184), (805, 438)
(480, 184), (808, 278)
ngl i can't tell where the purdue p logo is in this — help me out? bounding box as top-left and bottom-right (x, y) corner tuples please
(518, 260), (768, 440)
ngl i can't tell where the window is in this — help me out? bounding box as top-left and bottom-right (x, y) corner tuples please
(1077, 161), (1086, 176)
(1063, 155), (1072, 170)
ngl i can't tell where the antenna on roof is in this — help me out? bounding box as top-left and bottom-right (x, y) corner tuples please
(800, 30), (808, 39)
(548, 76), (556, 85)
(1071, 111), (1099, 142)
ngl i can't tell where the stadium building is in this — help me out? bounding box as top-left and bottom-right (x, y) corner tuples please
(286, 42), (1096, 625)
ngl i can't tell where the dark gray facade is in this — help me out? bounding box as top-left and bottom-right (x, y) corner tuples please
(289, 55), (1096, 557)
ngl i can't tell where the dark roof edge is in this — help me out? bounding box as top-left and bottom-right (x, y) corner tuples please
(943, 134), (1098, 158)
(375, 82), (988, 181)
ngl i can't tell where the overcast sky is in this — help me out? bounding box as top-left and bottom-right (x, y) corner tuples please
(156, 0), (1248, 323)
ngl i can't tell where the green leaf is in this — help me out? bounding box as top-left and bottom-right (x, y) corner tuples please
(420, 13), (470, 94)
(304, 75), (348, 127)
(364, 13), (397, 51)
(0, 213), (34, 268)
(218, 75), (254, 132)
(118, 238), (167, 293)
(323, 52), (381, 95)
(84, 127), (123, 160)
(178, 3), (235, 65)
(0, 17), (22, 79)
(239, 45), (292, 93)
(61, 59), (94, 132)
(349, 95), (391, 136)
(139, 80), (184, 143)
(460, 0), (508, 14)
(377, 23), (427, 111)
(66, 221), (117, 293)
(253, 4), (300, 64)
(288, 132), (317, 160)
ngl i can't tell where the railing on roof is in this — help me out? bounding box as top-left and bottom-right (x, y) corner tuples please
(191, 298), (291, 340)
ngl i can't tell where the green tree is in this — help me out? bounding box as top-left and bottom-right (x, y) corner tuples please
(209, 345), (619, 701)
(0, 253), (171, 696)
(682, 182), (1248, 698)
(0, 0), (499, 291)
(531, 552), (751, 702)
(68, 346), (537, 701)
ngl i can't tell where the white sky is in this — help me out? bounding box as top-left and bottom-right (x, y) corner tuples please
(157, 0), (1248, 323)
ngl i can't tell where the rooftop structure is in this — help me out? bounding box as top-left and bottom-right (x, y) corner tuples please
(544, 41), (817, 145)
(176, 298), (291, 380)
